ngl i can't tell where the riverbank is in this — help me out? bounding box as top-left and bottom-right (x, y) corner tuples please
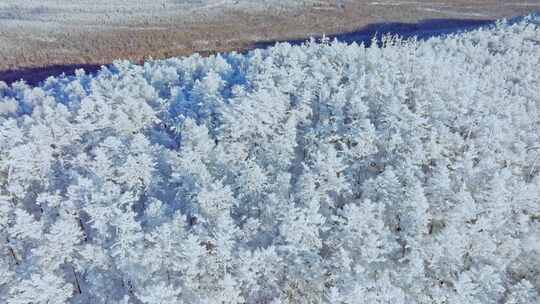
(1, 1), (539, 85)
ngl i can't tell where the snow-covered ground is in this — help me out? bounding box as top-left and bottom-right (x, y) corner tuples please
(0, 0), (314, 25)
(0, 0), (535, 25)
(1, 15), (540, 304)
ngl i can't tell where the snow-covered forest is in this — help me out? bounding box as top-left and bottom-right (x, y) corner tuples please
(1, 16), (540, 304)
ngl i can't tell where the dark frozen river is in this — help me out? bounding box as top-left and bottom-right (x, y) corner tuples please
(254, 18), (495, 49)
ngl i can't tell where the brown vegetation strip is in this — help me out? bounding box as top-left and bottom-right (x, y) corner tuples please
(1, 1), (539, 85)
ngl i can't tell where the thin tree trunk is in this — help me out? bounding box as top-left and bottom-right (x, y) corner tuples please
(8, 246), (19, 265)
(72, 266), (82, 294)
(78, 216), (88, 242)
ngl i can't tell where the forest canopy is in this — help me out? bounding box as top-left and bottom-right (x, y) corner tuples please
(1, 16), (540, 304)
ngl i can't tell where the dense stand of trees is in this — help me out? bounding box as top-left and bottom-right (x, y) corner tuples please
(1, 17), (540, 303)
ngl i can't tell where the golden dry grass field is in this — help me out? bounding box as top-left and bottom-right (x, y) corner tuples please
(1, 0), (539, 82)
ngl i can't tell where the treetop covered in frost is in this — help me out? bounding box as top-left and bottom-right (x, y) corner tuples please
(1, 16), (540, 304)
